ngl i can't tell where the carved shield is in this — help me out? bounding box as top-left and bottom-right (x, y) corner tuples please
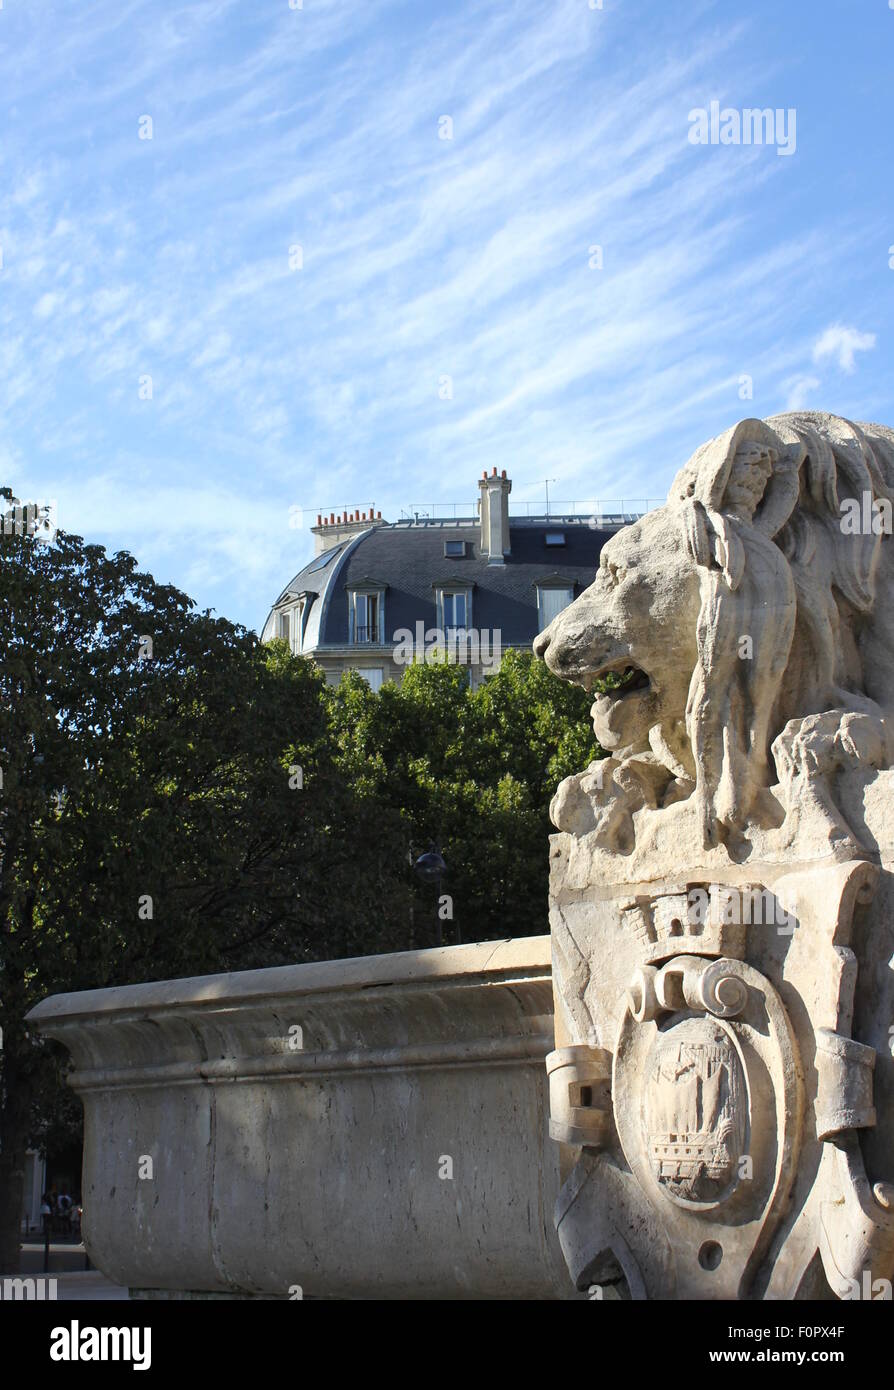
(644, 1017), (747, 1205)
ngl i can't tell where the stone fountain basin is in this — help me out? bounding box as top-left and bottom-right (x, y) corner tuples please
(27, 937), (574, 1299)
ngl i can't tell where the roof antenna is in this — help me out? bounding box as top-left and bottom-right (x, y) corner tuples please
(544, 478), (557, 518)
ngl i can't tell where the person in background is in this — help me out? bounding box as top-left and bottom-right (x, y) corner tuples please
(57, 1189), (72, 1235)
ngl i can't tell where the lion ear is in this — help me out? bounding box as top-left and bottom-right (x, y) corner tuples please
(681, 499), (745, 591)
(681, 498), (712, 568)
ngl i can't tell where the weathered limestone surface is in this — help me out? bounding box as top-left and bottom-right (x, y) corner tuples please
(28, 938), (575, 1299)
(535, 412), (894, 1300)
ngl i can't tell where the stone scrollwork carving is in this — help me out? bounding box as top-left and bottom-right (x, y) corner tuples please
(538, 414), (894, 1301)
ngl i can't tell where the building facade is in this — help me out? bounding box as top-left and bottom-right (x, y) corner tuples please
(262, 469), (644, 688)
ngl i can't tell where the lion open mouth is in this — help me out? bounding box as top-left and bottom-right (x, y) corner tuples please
(589, 664), (652, 701)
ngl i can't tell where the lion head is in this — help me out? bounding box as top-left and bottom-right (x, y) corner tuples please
(535, 412), (894, 853)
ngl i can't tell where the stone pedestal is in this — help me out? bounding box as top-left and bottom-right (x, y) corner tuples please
(28, 938), (576, 1299)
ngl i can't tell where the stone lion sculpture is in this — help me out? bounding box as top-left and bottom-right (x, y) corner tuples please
(536, 413), (894, 1301)
(535, 411), (894, 861)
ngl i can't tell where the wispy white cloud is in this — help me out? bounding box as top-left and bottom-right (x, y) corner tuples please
(812, 323), (877, 374)
(781, 374), (821, 411)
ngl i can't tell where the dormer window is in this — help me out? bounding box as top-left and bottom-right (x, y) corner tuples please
(348, 584), (386, 644)
(545, 531), (566, 547)
(353, 593), (379, 643)
(536, 581), (575, 628)
(444, 540), (467, 558)
(276, 602), (306, 653)
(435, 586), (472, 639)
(443, 591), (467, 633)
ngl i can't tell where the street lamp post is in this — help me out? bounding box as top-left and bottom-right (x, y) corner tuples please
(413, 845), (448, 948)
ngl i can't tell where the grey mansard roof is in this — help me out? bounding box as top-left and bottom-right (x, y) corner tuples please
(262, 515), (628, 649)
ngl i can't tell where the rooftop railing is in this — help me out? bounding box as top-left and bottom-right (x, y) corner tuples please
(393, 499), (664, 522)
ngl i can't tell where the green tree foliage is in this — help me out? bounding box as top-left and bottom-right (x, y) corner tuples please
(326, 650), (600, 945)
(0, 506), (345, 1269)
(0, 499), (601, 1269)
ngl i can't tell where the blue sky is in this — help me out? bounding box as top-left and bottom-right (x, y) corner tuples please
(1, 0), (892, 632)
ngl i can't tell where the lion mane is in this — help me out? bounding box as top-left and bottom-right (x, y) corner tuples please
(682, 412), (894, 846)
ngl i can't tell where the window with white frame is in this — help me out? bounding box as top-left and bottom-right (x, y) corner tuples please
(357, 667), (384, 692)
(277, 610), (290, 641)
(349, 589), (383, 643)
(437, 588), (471, 638)
(291, 601), (304, 654)
(537, 585), (574, 628)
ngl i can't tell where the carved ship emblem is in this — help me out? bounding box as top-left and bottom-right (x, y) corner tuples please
(645, 1019), (746, 1204)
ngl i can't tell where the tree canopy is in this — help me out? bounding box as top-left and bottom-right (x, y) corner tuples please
(0, 500), (600, 1269)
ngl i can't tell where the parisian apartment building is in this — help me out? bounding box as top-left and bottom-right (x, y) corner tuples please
(262, 468), (646, 688)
